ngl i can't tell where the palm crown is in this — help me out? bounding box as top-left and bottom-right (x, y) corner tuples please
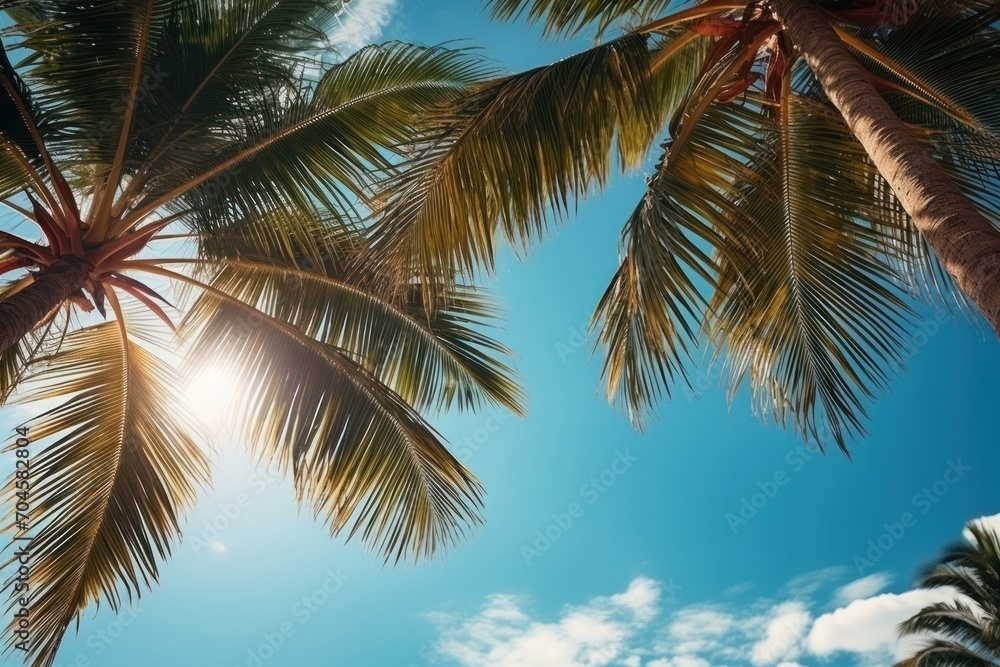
(0, 2), (525, 665)
(897, 521), (1000, 666)
(369, 0), (1000, 452)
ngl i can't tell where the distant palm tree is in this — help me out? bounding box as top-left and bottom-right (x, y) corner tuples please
(369, 0), (1000, 451)
(896, 521), (1000, 666)
(0, 2), (523, 665)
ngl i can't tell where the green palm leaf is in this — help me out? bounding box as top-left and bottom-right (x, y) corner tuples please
(488, 0), (675, 36)
(0, 138), (36, 201)
(190, 206), (526, 415)
(593, 99), (764, 426)
(854, 1), (1000, 309)
(897, 522), (1000, 665)
(123, 0), (343, 172)
(187, 259), (526, 414)
(0, 2), (528, 662)
(133, 42), (490, 233)
(368, 30), (704, 295)
(896, 640), (999, 667)
(2, 0), (166, 168)
(179, 276), (484, 563)
(709, 91), (914, 451)
(841, 5), (1000, 136)
(899, 601), (995, 650)
(2, 320), (209, 667)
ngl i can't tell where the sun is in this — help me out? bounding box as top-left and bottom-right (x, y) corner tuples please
(183, 361), (241, 428)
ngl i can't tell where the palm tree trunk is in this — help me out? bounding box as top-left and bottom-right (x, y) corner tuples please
(771, 0), (1000, 336)
(0, 255), (92, 354)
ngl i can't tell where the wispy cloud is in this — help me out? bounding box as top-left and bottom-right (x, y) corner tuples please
(832, 573), (892, 607)
(328, 0), (400, 54)
(725, 581), (758, 597)
(782, 566), (848, 597)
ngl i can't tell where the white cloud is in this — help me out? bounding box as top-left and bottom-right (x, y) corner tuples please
(668, 609), (734, 641)
(431, 577), (662, 667)
(613, 577), (662, 623)
(833, 573), (892, 607)
(427, 577), (829, 667)
(428, 578), (823, 667)
(807, 589), (952, 660)
(648, 657), (711, 667)
(750, 601), (811, 666)
(425, 515), (996, 667)
(328, 0), (400, 53)
(662, 607), (733, 658)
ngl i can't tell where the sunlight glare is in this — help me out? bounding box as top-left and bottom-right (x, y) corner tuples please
(183, 362), (241, 428)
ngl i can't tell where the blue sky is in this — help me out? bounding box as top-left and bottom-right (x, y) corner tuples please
(4, 1), (1000, 666)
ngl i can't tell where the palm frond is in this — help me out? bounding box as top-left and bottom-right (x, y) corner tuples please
(895, 640), (999, 667)
(194, 204), (361, 272)
(898, 600), (993, 649)
(129, 42), (489, 232)
(0, 137), (37, 201)
(0, 36), (46, 169)
(1, 320), (209, 667)
(2, 1), (172, 169)
(707, 91), (914, 452)
(620, 26), (711, 168)
(839, 6), (1000, 136)
(918, 524), (1000, 615)
(0, 32), (62, 208)
(189, 206), (527, 414)
(368, 31), (705, 296)
(175, 269), (484, 563)
(183, 259), (526, 415)
(896, 522), (1000, 665)
(111, 0), (354, 215)
(87, 0), (156, 234)
(0, 314), (59, 406)
(593, 99), (764, 427)
(2, 0), (346, 211)
(121, 0), (344, 176)
(487, 0), (676, 37)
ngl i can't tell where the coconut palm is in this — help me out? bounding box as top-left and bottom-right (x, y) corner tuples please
(0, 2), (525, 665)
(368, 0), (1000, 451)
(896, 521), (1000, 666)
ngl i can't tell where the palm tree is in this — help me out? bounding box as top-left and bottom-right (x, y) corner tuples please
(896, 521), (1000, 666)
(0, 2), (524, 665)
(368, 0), (1000, 450)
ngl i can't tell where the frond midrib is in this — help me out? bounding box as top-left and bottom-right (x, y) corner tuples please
(49, 321), (132, 650)
(778, 81), (822, 422)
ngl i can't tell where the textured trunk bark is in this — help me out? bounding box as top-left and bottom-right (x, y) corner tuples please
(771, 0), (1000, 336)
(0, 255), (92, 354)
